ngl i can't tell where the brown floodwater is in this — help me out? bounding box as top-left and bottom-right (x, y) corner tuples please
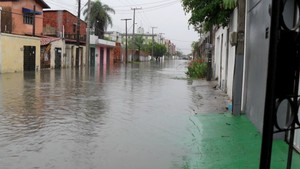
(0, 60), (227, 169)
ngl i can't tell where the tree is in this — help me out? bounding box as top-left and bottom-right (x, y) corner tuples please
(84, 0), (115, 38)
(176, 50), (183, 57)
(181, 0), (236, 32)
(134, 36), (145, 52)
(143, 42), (167, 60)
(191, 41), (201, 58)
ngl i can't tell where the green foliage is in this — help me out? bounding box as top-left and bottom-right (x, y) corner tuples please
(181, 0), (235, 32)
(223, 0), (237, 9)
(143, 42), (167, 57)
(128, 35), (145, 51)
(191, 41), (201, 58)
(186, 59), (208, 79)
(176, 50), (183, 57)
(84, 0), (115, 38)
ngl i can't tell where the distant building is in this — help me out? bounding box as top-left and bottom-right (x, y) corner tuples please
(104, 31), (122, 43)
(164, 39), (176, 56)
(137, 27), (144, 34)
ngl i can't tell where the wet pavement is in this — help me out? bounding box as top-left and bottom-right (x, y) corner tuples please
(0, 60), (228, 169)
(188, 113), (300, 169)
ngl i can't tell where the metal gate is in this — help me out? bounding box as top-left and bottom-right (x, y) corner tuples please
(55, 48), (62, 69)
(260, 0), (300, 168)
(23, 46), (36, 71)
(90, 47), (95, 67)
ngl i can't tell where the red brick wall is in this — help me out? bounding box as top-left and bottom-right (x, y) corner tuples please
(43, 10), (87, 36)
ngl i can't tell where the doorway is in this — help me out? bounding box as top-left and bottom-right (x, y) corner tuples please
(90, 47), (95, 67)
(55, 48), (62, 69)
(23, 46), (36, 71)
(100, 47), (104, 66)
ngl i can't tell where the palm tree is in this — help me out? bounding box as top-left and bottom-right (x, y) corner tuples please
(84, 0), (115, 39)
(223, 0), (237, 9)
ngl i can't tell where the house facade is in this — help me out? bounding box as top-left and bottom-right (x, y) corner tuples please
(43, 10), (87, 68)
(0, 0), (49, 73)
(40, 36), (64, 69)
(90, 35), (115, 68)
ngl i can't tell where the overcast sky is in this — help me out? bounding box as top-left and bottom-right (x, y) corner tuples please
(43, 0), (200, 55)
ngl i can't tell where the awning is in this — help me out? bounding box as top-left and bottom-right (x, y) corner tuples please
(22, 8), (42, 15)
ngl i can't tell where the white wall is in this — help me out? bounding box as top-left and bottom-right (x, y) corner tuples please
(214, 27), (228, 92)
(49, 40), (65, 68)
(212, 8), (238, 100)
(227, 8), (238, 99)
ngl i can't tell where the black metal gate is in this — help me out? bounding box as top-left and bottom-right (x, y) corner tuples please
(55, 48), (62, 69)
(23, 46), (36, 71)
(100, 47), (104, 66)
(260, 0), (300, 168)
(90, 47), (95, 67)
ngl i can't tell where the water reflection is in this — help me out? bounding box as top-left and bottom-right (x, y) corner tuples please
(0, 60), (225, 169)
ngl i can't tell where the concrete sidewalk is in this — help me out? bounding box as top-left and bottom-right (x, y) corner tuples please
(185, 113), (300, 169)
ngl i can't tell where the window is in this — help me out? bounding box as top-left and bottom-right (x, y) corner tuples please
(73, 24), (77, 33)
(23, 14), (33, 25)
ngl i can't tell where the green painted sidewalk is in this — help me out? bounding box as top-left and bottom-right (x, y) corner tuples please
(184, 113), (300, 169)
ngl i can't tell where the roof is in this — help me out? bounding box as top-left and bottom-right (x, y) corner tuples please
(40, 36), (61, 45)
(36, 0), (50, 8)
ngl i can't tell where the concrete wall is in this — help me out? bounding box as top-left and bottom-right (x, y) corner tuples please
(43, 10), (87, 36)
(243, 0), (271, 132)
(0, 33), (40, 73)
(49, 40), (65, 68)
(65, 44), (86, 67)
(213, 7), (237, 100)
(214, 27), (228, 91)
(226, 8), (238, 99)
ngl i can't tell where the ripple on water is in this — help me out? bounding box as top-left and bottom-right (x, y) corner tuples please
(0, 61), (227, 169)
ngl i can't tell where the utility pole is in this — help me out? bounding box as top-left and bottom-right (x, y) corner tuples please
(85, 0), (91, 68)
(151, 27), (157, 58)
(76, 0), (81, 67)
(121, 18), (132, 64)
(131, 7), (142, 61)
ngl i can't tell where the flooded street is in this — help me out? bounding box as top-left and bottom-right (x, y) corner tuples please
(0, 60), (227, 169)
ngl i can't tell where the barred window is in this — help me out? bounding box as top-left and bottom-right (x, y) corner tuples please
(23, 14), (33, 25)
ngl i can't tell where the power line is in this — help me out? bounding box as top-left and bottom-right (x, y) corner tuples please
(112, 0), (177, 9)
(109, 0), (179, 13)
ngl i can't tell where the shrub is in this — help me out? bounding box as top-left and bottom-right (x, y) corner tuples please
(186, 59), (208, 79)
